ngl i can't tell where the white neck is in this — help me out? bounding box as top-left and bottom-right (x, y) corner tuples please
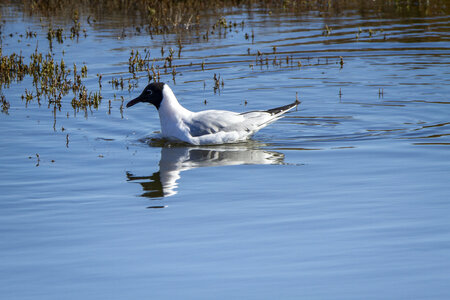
(159, 85), (191, 115)
(158, 85), (192, 138)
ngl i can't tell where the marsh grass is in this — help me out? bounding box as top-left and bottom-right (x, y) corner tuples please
(0, 0), (448, 115)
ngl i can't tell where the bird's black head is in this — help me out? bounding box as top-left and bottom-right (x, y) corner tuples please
(126, 82), (165, 109)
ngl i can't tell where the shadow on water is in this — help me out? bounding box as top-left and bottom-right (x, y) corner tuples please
(126, 140), (285, 204)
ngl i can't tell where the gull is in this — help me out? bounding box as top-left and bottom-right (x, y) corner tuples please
(126, 82), (299, 145)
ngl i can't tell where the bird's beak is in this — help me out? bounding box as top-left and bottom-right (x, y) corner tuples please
(126, 95), (144, 108)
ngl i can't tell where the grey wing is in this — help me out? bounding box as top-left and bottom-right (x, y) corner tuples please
(188, 119), (225, 136)
(186, 101), (299, 137)
(186, 110), (249, 137)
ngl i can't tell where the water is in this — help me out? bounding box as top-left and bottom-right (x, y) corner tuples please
(1, 3), (450, 299)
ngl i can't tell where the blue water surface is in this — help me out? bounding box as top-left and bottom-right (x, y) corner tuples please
(1, 4), (450, 299)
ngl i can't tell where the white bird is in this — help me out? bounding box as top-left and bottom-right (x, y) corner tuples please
(126, 82), (299, 145)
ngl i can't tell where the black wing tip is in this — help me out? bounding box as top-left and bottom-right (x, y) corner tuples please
(239, 100), (301, 116)
(266, 100), (300, 115)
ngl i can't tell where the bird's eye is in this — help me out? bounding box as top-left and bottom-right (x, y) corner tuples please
(147, 89), (153, 95)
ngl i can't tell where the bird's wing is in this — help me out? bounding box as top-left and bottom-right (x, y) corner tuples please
(186, 110), (247, 137)
(186, 101), (299, 137)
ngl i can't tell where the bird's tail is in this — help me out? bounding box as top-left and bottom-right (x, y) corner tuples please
(254, 100), (300, 130)
(266, 99), (300, 116)
(238, 99), (300, 134)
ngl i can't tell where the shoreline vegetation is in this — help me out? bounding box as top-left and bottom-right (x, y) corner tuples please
(0, 0), (448, 115)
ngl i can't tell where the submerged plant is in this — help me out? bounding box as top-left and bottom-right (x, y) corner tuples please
(1, 94), (10, 114)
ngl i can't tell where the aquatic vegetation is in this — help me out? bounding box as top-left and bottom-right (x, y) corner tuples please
(26, 29), (37, 38)
(128, 49), (151, 74)
(97, 73), (102, 89)
(70, 87), (102, 110)
(213, 73), (223, 93)
(1, 94), (9, 114)
(0, 0), (447, 115)
(4, 0), (446, 38)
(0, 49), (27, 88)
(323, 24), (332, 36)
(0, 45), (102, 112)
(47, 27), (64, 44)
(70, 10), (82, 38)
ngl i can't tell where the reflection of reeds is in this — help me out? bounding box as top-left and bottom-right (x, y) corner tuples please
(3, 0), (447, 34)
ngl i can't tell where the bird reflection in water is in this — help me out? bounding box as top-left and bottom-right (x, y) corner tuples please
(126, 143), (285, 201)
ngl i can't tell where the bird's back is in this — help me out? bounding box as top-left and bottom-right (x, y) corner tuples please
(184, 101), (298, 144)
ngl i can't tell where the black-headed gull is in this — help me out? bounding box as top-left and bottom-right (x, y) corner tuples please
(126, 82), (299, 145)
